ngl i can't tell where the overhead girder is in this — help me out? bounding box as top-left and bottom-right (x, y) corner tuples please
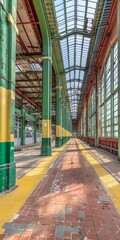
(17, 85), (41, 89)
(23, 91), (40, 94)
(65, 66), (86, 73)
(16, 71), (42, 75)
(67, 87), (81, 91)
(66, 79), (83, 83)
(16, 88), (41, 110)
(16, 79), (42, 82)
(52, 29), (96, 40)
(16, 53), (42, 60)
(68, 94), (81, 97)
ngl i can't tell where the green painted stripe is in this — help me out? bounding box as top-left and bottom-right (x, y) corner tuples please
(42, 138), (51, 146)
(41, 138), (51, 156)
(56, 137), (62, 147)
(0, 142), (14, 165)
(0, 141), (16, 192)
(0, 80), (15, 91)
(62, 137), (66, 145)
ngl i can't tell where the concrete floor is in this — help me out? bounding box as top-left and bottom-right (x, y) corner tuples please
(15, 141), (56, 179)
(80, 140), (120, 182)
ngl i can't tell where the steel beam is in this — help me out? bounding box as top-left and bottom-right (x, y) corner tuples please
(16, 88), (41, 110)
(0, 0), (17, 192)
(52, 29), (95, 40)
(34, 0), (52, 156)
(118, 2), (120, 160)
(16, 79), (42, 82)
(17, 86), (41, 89)
(16, 71), (42, 75)
(85, 95), (88, 142)
(111, 47), (114, 138)
(95, 70), (99, 147)
(16, 53), (42, 60)
(56, 76), (62, 147)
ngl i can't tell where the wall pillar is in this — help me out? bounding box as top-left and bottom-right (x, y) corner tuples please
(0, 0), (17, 192)
(56, 77), (62, 147)
(21, 103), (25, 145)
(118, 2), (120, 160)
(34, 120), (37, 144)
(86, 95), (88, 142)
(62, 97), (65, 145)
(95, 70), (99, 147)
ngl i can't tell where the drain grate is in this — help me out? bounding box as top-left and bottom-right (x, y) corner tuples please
(97, 184), (104, 191)
(55, 225), (82, 238)
(98, 195), (111, 202)
(3, 223), (35, 235)
(77, 211), (85, 219)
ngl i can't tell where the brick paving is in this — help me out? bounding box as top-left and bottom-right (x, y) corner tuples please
(1, 139), (120, 240)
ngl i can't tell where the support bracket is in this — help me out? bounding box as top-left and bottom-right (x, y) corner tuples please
(42, 56), (52, 63)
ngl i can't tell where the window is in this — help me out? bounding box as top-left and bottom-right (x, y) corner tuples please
(100, 41), (118, 137)
(89, 89), (96, 136)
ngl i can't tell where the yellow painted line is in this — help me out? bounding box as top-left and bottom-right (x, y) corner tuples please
(0, 143), (69, 233)
(56, 125), (62, 137)
(77, 140), (120, 213)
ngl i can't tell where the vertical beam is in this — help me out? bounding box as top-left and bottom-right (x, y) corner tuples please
(85, 95), (88, 142)
(0, 0), (17, 192)
(95, 70), (99, 147)
(56, 76), (62, 147)
(34, 121), (37, 144)
(118, 2), (120, 160)
(21, 104), (25, 145)
(62, 97), (65, 145)
(34, 0), (52, 155)
(111, 48), (114, 138)
(104, 66), (107, 137)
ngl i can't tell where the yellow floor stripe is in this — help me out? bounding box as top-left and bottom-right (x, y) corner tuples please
(77, 140), (120, 213)
(0, 143), (68, 234)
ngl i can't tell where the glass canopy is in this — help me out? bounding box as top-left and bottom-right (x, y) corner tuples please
(54, 0), (98, 119)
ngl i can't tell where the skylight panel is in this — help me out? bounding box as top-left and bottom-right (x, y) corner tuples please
(67, 20), (74, 30)
(80, 71), (85, 80)
(66, 72), (70, 81)
(70, 70), (74, 79)
(30, 62), (42, 71)
(56, 11), (64, 18)
(16, 65), (23, 72)
(54, 0), (98, 119)
(55, 3), (64, 11)
(71, 82), (74, 88)
(75, 70), (79, 79)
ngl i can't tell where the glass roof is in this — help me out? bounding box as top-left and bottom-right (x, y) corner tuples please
(54, 0), (98, 119)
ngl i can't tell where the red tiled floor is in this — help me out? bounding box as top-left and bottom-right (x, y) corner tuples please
(1, 139), (120, 240)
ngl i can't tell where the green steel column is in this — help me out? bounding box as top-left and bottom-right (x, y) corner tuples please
(65, 106), (67, 143)
(0, 0), (17, 192)
(118, 3), (120, 160)
(62, 98), (65, 145)
(64, 107), (66, 143)
(104, 66), (107, 137)
(34, 120), (37, 144)
(21, 102), (25, 145)
(56, 77), (62, 147)
(86, 95), (88, 142)
(66, 108), (68, 142)
(111, 48), (114, 138)
(34, 0), (52, 155)
(95, 70), (99, 147)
